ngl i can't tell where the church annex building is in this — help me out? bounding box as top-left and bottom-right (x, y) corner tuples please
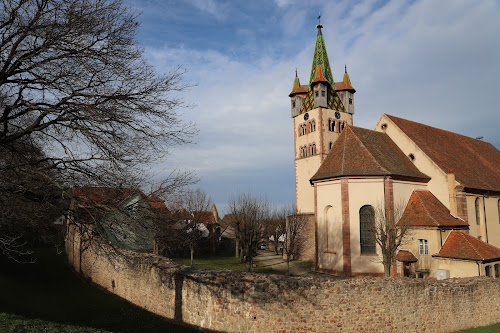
(290, 22), (500, 279)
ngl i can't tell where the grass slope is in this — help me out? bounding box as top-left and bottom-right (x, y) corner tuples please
(0, 313), (111, 333)
(0, 248), (198, 333)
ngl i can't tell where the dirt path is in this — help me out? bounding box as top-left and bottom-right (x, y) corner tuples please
(253, 250), (313, 276)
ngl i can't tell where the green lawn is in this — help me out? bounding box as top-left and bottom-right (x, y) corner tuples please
(0, 248), (198, 333)
(456, 323), (500, 333)
(173, 254), (276, 273)
(0, 313), (111, 333)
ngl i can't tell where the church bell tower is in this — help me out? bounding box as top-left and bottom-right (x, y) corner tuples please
(290, 21), (356, 214)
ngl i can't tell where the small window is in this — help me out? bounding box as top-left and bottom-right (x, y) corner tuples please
(381, 124), (387, 130)
(485, 265), (492, 277)
(311, 144), (316, 155)
(478, 236), (482, 241)
(475, 198), (481, 225)
(292, 101), (296, 108)
(315, 91), (319, 97)
(495, 264), (500, 278)
(349, 98), (353, 104)
(419, 239), (428, 255)
(329, 142), (333, 150)
(321, 90), (325, 97)
(409, 154), (415, 161)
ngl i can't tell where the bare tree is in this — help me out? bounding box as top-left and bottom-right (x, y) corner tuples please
(0, 0), (196, 260)
(268, 209), (286, 255)
(227, 193), (270, 272)
(374, 201), (409, 277)
(282, 205), (309, 276)
(182, 188), (212, 266)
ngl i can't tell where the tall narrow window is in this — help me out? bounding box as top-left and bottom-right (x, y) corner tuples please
(328, 119), (332, 131)
(302, 125), (306, 136)
(315, 90), (319, 97)
(475, 197), (481, 225)
(497, 199), (500, 223)
(419, 239), (428, 255)
(329, 142), (333, 150)
(495, 264), (500, 278)
(321, 90), (325, 97)
(292, 101), (296, 108)
(349, 98), (353, 104)
(359, 205), (376, 254)
(311, 144), (316, 155)
(485, 265), (492, 277)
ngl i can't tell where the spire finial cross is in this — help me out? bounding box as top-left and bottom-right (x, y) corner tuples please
(295, 68), (298, 77)
(316, 12), (323, 29)
(345, 64), (347, 74)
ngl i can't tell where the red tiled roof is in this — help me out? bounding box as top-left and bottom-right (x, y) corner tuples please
(433, 231), (500, 262)
(193, 211), (216, 224)
(147, 195), (170, 214)
(386, 115), (500, 193)
(398, 190), (469, 228)
(334, 72), (355, 92)
(289, 76), (309, 96)
(73, 187), (137, 206)
(396, 250), (418, 262)
(310, 126), (430, 182)
(311, 65), (330, 86)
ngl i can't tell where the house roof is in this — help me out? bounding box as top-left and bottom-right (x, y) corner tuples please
(433, 231), (500, 263)
(73, 187), (137, 207)
(386, 114), (500, 193)
(398, 190), (469, 229)
(192, 211), (216, 224)
(310, 126), (430, 182)
(396, 250), (418, 262)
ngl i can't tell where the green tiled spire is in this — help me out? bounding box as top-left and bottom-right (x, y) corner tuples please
(308, 26), (334, 87)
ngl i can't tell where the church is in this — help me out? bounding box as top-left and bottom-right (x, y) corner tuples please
(290, 22), (500, 279)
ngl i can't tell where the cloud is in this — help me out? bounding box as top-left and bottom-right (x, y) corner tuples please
(139, 0), (500, 210)
(184, 0), (229, 20)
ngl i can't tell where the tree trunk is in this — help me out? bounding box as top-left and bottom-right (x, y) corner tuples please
(246, 255), (252, 272)
(383, 260), (391, 277)
(190, 247), (194, 267)
(286, 257), (290, 276)
(235, 239), (239, 258)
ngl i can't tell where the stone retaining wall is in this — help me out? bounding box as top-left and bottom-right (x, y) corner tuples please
(66, 227), (500, 333)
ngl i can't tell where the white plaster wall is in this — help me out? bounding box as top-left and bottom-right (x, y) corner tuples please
(467, 195), (500, 247)
(485, 196), (500, 248)
(295, 157), (321, 214)
(348, 178), (385, 274)
(375, 115), (451, 209)
(315, 179), (343, 272)
(392, 180), (428, 208)
(403, 229), (443, 278)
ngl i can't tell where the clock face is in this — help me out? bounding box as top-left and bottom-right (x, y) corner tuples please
(304, 113), (309, 121)
(335, 111), (341, 119)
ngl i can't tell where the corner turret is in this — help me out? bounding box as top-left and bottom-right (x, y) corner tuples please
(289, 70), (309, 118)
(335, 65), (356, 114)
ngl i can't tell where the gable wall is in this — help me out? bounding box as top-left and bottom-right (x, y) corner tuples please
(466, 195), (500, 247)
(375, 115), (450, 210)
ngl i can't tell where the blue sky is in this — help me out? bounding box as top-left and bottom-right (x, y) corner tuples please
(123, 0), (500, 214)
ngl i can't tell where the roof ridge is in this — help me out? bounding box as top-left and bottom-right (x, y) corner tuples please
(459, 231), (484, 260)
(386, 114), (493, 144)
(350, 127), (390, 174)
(415, 192), (439, 227)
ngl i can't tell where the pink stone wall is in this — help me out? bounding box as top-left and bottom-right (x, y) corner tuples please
(66, 224), (500, 333)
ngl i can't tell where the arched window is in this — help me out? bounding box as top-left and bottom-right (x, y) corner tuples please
(359, 205), (376, 254)
(311, 143), (316, 155)
(329, 141), (333, 151)
(302, 124), (307, 136)
(328, 119), (332, 131)
(475, 197), (481, 225)
(311, 120), (316, 132)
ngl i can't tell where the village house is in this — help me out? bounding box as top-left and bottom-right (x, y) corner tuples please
(291, 22), (500, 279)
